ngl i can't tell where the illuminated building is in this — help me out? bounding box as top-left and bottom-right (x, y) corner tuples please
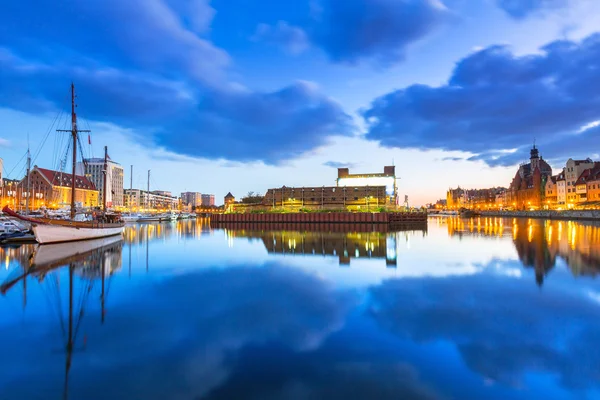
(254, 166), (397, 211)
(506, 144), (552, 210)
(76, 157), (124, 208)
(124, 189), (178, 210)
(20, 166), (99, 209)
(201, 194), (215, 206)
(336, 166), (397, 206)
(181, 192), (202, 207)
(565, 158), (594, 204)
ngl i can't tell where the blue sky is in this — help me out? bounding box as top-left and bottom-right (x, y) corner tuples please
(1, 0), (600, 205)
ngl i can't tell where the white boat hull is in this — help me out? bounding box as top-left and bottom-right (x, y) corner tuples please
(33, 224), (123, 244)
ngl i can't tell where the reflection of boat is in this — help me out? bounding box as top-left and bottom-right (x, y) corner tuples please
(1, 234), (122, 399)
(32, 235), (123, 268)
(3, 84), (124, 243)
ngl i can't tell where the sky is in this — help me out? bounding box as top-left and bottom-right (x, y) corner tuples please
(1, 0), (600, 206)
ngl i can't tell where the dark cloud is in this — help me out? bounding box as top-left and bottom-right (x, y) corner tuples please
(157, 82), (355, 163)
(206, 349), (439, 400)
(252, 21), (310, 55)
(323, 161), (357, 168)
(256, 0), (451, 65)
(0, 264), (356, 399)
(363, 34), (600, 166)
(496, 0), (569, 19)
(440, 156), (465, 162)
(0, 0), (354, 164)
(368, 273), (600, 390)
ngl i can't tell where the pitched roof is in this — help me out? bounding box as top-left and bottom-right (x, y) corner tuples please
(36, 167), (96, 190)
(224, 192), (234, 198)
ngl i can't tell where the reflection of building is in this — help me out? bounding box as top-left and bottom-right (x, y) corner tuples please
(512, 219), (556, 286)
(506, 145), (552, 210)
(223, 227), (429, 267)
(201, 194), (215, 206)
(442, 216), (600, 285)
(21, 166), (99, 208)
(77, 157), (124, 208)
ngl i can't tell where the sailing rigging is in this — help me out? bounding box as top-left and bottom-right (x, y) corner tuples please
(3, 83), (124, 243)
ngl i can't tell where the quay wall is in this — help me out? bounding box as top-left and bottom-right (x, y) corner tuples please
(211, 212), (427, 225)
(480, 210), (600, 221)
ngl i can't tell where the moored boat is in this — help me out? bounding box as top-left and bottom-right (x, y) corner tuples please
(4, 84), (124, 244)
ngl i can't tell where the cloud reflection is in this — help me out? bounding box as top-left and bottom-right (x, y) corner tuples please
(1, 263), (355, 400)
(369, 274), (600, 391)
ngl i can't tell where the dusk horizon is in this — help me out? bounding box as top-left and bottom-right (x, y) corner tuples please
(2, 0), (600, 205)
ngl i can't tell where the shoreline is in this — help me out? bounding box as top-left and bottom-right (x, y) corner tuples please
(479, 210), (600, 221)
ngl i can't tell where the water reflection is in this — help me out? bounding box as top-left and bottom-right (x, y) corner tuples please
(439, 216), (600, 285)
(2, 218), (600, 399)
(1, 237), (123, 399)
(227, 224), (427, 267)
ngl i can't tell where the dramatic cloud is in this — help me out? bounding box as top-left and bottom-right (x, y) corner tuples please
(363, 33), (600, 166)
(323, 161), (357, 168)
(157, 82), (355, 163)
(0, 1), (354, 163)
(496, 0), (569, 19)
(252, 21), (310, 55)
(0, 264), (356, 399)
(369, 272), (600, 390)
(255, 0), (451, 65)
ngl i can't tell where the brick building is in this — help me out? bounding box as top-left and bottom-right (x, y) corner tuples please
(506, 145), (552, 210)
(20, 166), (99, 209)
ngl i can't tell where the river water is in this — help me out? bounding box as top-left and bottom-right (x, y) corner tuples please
(1, 217), (599, 400)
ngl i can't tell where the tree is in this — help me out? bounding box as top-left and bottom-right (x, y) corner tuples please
(240, 191), (264, 204)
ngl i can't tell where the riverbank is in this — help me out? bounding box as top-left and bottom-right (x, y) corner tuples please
(480, 210), (600, 221)
(211, 211), (427, 225)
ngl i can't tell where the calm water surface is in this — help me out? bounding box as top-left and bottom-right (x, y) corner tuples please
(1, 217), (600, 400)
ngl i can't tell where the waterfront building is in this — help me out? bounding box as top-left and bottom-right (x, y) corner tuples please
(557, 170), (566, 205)
(76, 157), (124, 208)
(586, 169), (600, 202)
(262, 185), (387, 210)
(181, 192), (202, 207)
(152, 190), (172, 197)
(20, 166), (99, 209)
(544, 175), (558, 207)
(575, 162), (600, 204)
(565, 158), (594, 204)
(506, 145), (552, 210)
(336, 166), (397, 206)
(446, 187), (505, 209)
(224, 192), (235, 212)
(201, 194), (215, 207)
(124, 189), (178, 210)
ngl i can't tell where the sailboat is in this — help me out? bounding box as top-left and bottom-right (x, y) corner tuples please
(3, 83), (124, 244)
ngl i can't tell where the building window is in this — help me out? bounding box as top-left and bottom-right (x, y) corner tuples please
(354, 197), (358, 200)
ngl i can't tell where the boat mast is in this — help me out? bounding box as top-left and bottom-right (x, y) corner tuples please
(147, 169), (150, 211)
(130, 165), (133, 213)
(25, 149), (31, 214)
(58, 84), (90, 219)
(103, 146), (108, 212)
(70, 84), (77, 219)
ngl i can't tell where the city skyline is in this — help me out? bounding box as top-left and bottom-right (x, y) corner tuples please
(2, 1), (600, 206)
